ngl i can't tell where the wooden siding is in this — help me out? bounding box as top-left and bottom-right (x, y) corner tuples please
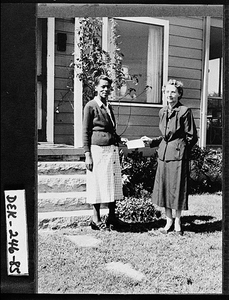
(54, 18), (75, 145)
(167, 16), (203, 140)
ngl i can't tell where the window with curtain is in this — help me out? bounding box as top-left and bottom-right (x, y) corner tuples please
(106, 18), (167, 105)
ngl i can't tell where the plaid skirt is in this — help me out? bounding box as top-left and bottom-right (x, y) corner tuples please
(86, 145), (123, 204)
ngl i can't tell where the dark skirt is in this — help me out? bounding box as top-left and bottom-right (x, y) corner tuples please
(152, 158), (189, 210)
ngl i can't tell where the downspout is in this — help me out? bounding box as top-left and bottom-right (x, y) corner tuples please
(200, 16), (211, 148)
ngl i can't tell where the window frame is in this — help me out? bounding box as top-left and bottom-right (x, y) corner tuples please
(102, 17), (169, 107)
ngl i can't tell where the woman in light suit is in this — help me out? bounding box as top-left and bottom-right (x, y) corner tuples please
(142, 79), (198, 235)
(83, 75), (127, 231)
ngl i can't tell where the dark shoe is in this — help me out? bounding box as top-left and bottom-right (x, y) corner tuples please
(106, 217), (127, 230)
(90, 221), (110, 231)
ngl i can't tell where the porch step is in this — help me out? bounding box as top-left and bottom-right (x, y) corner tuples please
(38, 144), (85, 161)
(38, 191), (88, 212)
(38, 161), (86, 175)
(38, 174), (86, 193)
(38, 161), (87, 212)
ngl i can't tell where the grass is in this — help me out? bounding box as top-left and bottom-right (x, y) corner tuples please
(38, 193), (222, 294)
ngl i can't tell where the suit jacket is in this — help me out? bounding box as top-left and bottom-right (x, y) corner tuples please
(83, 99), (120, 153)
(153, 102), (198, 161)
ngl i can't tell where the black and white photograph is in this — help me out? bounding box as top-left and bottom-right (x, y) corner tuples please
(1, 2), (229, 296)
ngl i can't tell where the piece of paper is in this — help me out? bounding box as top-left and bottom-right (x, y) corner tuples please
(126, 139), (145, 149)
(4, 190), (29, 276)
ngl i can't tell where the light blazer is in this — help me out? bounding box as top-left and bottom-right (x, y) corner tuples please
(151, 102), (198, 161)
(83, 99), (120, 153)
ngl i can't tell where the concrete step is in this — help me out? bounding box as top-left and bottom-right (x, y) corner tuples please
(38, 174), (86, 193)
(38, 161), (86, 175)
(38, 191), (88, 212)
(38, 161), (88, 212)
(38, 208), (109, 229)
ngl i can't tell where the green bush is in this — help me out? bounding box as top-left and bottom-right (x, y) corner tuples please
(120, 145), (222, 196)
(115, 190), (161, 223)
(189, 145), (222, 194)
(120, 149), (158, 197)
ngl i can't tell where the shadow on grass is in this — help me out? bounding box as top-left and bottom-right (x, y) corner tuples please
(181, 215), (222, 233)
(112, 218), (165, 233)
(115, 215), (221, 233)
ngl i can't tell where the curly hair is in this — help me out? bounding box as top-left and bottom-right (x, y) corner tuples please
(94, 75), (113, 87)
(162, 79), (184, 100)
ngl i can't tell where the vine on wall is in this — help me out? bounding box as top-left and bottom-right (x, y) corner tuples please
(75, 17), (125, 106)
(55, 17), (125, 113)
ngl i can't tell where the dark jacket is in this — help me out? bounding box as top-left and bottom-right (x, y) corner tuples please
(83, 99), (121, 153)
(151, 102), (198, 161)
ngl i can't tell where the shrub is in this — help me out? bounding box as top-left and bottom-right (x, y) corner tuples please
(115, 190), (161, 223)
(120, 145), (222, 196)
(120, 149), (158, 197)
(189, 145), (222, 194)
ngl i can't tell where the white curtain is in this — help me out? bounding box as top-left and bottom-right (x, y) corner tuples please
(146, 26), (163, 103)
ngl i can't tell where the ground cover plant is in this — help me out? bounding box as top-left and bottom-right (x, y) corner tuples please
(38, 193), (222, 294)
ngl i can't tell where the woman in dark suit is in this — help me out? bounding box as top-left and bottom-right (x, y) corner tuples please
(142, 79), (198, 235)
(83, 75), (126, 230)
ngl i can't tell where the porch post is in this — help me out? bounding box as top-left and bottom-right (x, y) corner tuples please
(46, 18), (55, 143)
(73, 18), (83, 148)
(200, 16), (211, 148)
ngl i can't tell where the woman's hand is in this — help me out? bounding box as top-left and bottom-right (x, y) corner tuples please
(120, 137), (128, 146)
(85, 152), (93, 171)
(141, 136), (152, 146)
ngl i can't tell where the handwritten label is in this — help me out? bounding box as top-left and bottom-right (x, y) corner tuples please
(4, 190), (29, 276)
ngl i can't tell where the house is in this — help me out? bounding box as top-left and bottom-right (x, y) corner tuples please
(37, 15), (223, 159)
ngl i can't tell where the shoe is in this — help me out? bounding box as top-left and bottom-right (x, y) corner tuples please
(158, 227), (172, 234)
(106, 217), (127, 230)
(90, 221), (110, 231)
(158, 223), (174, 234)
(174, 230), (184, 236)
(174, 223), (183, 235)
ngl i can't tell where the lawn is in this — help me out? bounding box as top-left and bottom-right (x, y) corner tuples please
(38, 193), (222, 294)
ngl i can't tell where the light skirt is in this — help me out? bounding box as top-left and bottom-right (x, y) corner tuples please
(86, 145), (123, 204)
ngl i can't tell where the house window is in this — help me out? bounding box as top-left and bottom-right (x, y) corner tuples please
(103, 17), (169, 106)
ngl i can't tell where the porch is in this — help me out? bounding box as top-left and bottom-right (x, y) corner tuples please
(38, 142), (85, 161)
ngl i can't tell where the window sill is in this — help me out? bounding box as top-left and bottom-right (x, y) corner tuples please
(110, 102), (164, 108)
